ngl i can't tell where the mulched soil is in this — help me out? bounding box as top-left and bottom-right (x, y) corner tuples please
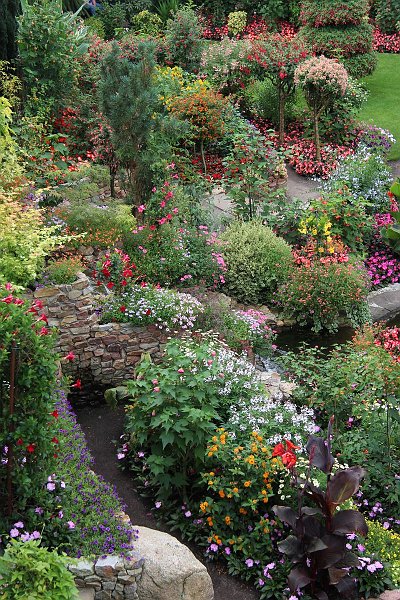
(75, 401), (259, 600)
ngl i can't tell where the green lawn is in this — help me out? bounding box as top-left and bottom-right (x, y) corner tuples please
(358, 53), (400, 160)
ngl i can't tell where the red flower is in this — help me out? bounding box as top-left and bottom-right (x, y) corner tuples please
(72, 379), (82, 389)
(120, 305), (126, 313)
(38, 313), (48, 324)
(51, 436), (59, 444)
(272, 442), (285, 457)
(64, 351), (75, 362)
(146, 309), (152, 316)
(123, 268), (133, 278)
(281, 451), (297, 468)
(16, 438), (24, 446)
(38, 327), (49, 336)
(106, 282), (115, 290)
(26, 443), (35, 454)
(51, 410), (59, 419)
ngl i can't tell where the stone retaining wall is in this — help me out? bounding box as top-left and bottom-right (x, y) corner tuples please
(69, 554), (144, 600)
(33, 274), (175, 389)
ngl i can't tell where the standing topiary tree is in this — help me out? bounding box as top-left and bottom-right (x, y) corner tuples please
(253, 34), (310, 146)
(0, 0), (19, 61)
(294, 55), (348, 162)
(299, 0), (376, 78)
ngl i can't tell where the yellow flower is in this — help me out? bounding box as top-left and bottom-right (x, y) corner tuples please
(244, 481), (251, 487)
(200, 501), (208, 513)
(239, 507), (247, 515)
(233, 487), (239, 494)
(246, 455), (255, 465)
(212, 436), (218, 442)
(225, 516), (231, 525)
(208, 480), (214, 486)
(220, 434), (226, 445)
(251, 443), (258, 453)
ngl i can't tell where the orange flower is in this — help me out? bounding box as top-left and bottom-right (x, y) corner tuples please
(219, 489), (225, 498)
(244, 480), (251, 487)
(224, 516), (231, 525)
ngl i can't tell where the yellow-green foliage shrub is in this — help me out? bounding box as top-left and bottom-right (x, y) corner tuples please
(0, 195), (65, 288)
(364, 520), (400, 587)
(220, 220), (294, 304)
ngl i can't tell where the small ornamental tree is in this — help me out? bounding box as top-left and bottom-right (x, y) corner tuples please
(252, 34), (310, 145)
(168, 88), (229, 174)
(294, 56), (348, 162)
(164, 7), (203, 72)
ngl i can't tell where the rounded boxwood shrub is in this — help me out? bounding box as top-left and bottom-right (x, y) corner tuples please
(300, 0), (368, 27)
(300, 24), (374, 58)
(342, 52), (377, 79)
(220, 220), (294, 304)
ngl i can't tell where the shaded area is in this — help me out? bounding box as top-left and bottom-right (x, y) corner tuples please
(76, 402), (259, 600)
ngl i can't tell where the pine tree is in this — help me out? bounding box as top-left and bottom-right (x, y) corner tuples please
(98, 40), (161, 210)
(299, 0), (376, 78)
(0, 0), (19, 61)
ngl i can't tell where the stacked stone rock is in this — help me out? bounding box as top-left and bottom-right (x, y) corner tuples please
(299, 0), (376, 77)
(32, 274), (176, 394)
(69, 554), (143, 600)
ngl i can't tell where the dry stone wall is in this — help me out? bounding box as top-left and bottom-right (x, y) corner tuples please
(33, 274), (175, 391)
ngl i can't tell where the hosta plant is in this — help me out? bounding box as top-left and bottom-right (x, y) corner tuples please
(273, 419), (368, 599)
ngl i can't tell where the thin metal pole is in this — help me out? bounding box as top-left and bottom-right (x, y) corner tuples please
(6, 341), (17, 517)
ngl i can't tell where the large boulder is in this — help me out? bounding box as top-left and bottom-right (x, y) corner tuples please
(135, 526), (214, 600)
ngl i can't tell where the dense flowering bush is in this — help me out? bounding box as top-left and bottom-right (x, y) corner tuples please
(373, 27), (400, 53)
(321, 146), (393, 213)
(365, 212), (400, 288)
(54, 391), (135, 557)
(300, 0), (368, 27)
(0, 286), (59, 536)
(374, 326), (400, 363)
(100, 285), (203, 331)
(228, 394), (317, 448)
(94, 248), (140, 292)
(200, 37), (255, 96)
(197, 430), (287, 568)
(221, 309), (276, 356)
(289, 138), (355, 178)
(164, 7), (203, 71)
(275, 259), (371, 332)
(307, 188), (373, 251)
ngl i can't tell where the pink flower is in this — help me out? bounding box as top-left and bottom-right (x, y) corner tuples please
(138, 204), (146, 213)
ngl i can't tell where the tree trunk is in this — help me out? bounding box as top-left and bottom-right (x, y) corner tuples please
(110, 166), (116, 198)
(200, 138), (207, 176)
(313, 110), (321, 163)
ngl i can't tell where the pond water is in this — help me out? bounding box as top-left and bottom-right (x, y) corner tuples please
(276, 312), (400, 354)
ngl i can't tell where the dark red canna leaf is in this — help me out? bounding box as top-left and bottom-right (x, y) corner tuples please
(331, 509), (368, 536)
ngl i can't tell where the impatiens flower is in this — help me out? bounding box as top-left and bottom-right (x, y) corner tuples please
(5, 282), (12, 290)
(72, 379), (82, 389)
(38, 313), (48, 323)
(38, 327), (49, 336)
(51, 437), (59, 444)
(14, 521), (24, 529)
(120, 305), (126, 313)
(51, 410), (59, 419)
(64, 351), (75, 362)
(153, 387), (160, 393)
(106, 282), (115, 290)
(26, 443), (35, 453)
(137, 205), (146, 213)
(67, 521), (75, 529)
(117, 453), (125, 460)
(47, 482), (56, 491)
(245, 558), (254, 568)
(155, 501), (162, 509)
(16, 438), (24, 446)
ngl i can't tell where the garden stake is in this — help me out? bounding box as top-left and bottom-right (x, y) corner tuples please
(7, 340), (18, 517)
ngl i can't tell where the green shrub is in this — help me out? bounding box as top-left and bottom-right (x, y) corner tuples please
(374, 0), (400, 34)
(275, 259), (371, 333)
(300, 23), (373, 58)
(45, 256), (83, 284)
(220, 220), (294, 304)
(85, 15), (106, 38)
(363, 520), (400, 587)
(300, 0), (368, 27)
(342, 52), (378, 79)
(97, 0), (127, 39)
(131, 10), (163, 35)
(0, 539), (78, 600)
(0, 195), (67, 289)
(164, 7), (203, 72)
(227, 11), (247, 36)
(58, 201), (136, 249)
(17, 0), (88, 112)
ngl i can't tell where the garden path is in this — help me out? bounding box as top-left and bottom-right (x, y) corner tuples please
(76, 402), (260, 600)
